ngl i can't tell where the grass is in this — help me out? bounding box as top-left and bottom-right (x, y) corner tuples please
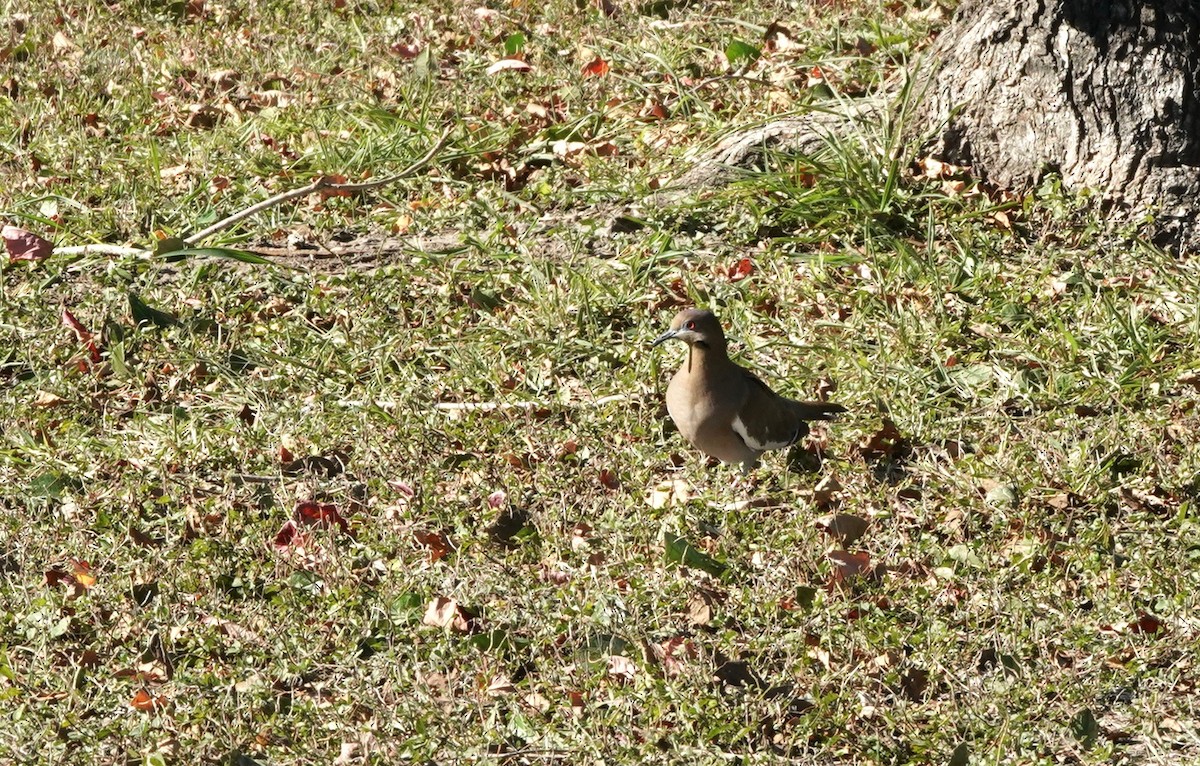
(4, 0), (1200, 764)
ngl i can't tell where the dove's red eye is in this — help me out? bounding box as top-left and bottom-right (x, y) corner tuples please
(686, 321), (696, 330)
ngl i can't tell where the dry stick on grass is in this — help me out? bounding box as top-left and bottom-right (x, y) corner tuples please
(54, 127), (453, 257)
(182, 126), (452, 246)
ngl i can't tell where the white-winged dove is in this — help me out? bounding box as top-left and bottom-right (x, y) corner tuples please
(653, 308), (845, 473)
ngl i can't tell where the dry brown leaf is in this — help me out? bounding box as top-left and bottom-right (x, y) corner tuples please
(32, 390), (67, 408)
(657, 636), (698, 677)
(413, 530), (452, 562)
(828, 550), (872, 583)
(811, 474), (842, 510)
(607, 655), (637, 683)
(646, 479), (692, 509)
(857, 418), (907, 460)
(422, 595), (475, 633)
(486, 673), (516, 696)
(815, 513), (870, 546)
(686, 594), (712, 626)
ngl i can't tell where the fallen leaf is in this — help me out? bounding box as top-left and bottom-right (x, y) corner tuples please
(333, 742), (359, 766)
(656, 636), (697, 677)
(581, 56), (609, 77)
(486, 674), (516, 696)
(3, 225), (53, 262)
(62, 308), (102, 363)
(811, 473), (842, 510)
(413, 530), (452, 562)
(828, 550), (872, 583)
(727, 257), (753, 281)
(391, 42), (422, 59)
(646, 479), (692, 509)
(71, 560), (97, 588)
(552, 139), (588, 159)
(294, 501), (350, 534)
(45, 559), (96, 599)
(486, 58), (532, 75)
(33, 390), (68, 408)
(422, 596), (475, 633)
(388, 479), (416, 498)
(273, 520), (303, 549)
(725, 38), (761, 67)
(763, 21), (794, 52)
(52, 30), (77, 54)
(607, 654), (637, 683)
(1131, 613), (1166, 636)
(815, 513), (869, 546)
(570, 522), (593, 551)
(664, 532), (727, 578)
(597, 469), (620, 490)
(857, 418), (907, 460)
(130, 688), (165, 713)
(686, 593), (712, 625)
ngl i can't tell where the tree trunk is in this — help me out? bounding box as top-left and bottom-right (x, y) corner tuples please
(913, 0), (1200, 252)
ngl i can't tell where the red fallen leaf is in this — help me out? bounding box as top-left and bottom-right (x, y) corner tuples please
(294, 501), (349, 534)
(273, 520), (301, 548)
(1131, 612), (1166, 636)
(727, 257), (753, 281)
(391, 42), (422, 59)
(413, 530), (452, 562)
(61, 308), (91, 340)
(237, 403), (256, 426)
(45, 567), (71, 588)
(317, 174), (351, 200)
(278, 444), (294, 463)
(640, 102), (668, 120)
(828, 550), (872, 584)
(567, 690), (585, 712)
(3, 225), (53, 262)
(130, 688), (165, 712)
(539, 563), (570, 585)
(62, 308), (102, 363)
(388, 479), (415, 497)
(598, 469), (620, 491)
(581, 57), (609, 77)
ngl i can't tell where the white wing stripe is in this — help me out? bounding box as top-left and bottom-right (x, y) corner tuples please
(732, 415), (794, 452)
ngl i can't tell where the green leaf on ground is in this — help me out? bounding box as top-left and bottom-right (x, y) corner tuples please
(664, 531), (728, 578)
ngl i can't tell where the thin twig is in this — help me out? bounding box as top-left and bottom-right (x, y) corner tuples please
(54, 243), (152, 257)
(331, 394), (631, 411)
(182, 127), (453, 246)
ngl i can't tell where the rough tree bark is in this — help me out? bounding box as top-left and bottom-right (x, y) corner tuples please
(914, 0), (1200, 251)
